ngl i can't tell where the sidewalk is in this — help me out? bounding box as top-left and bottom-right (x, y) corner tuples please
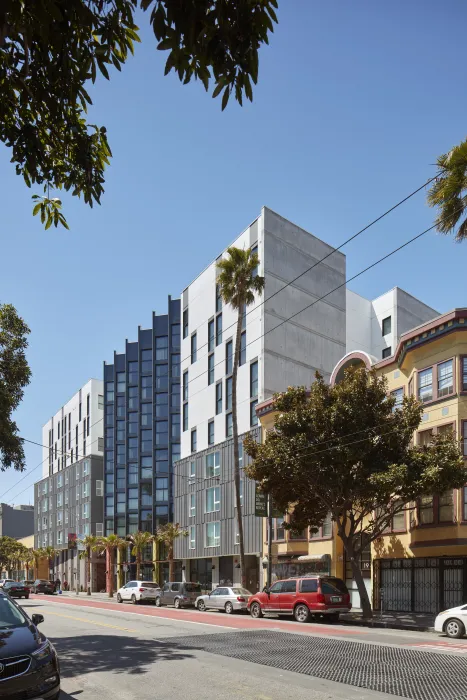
(340, 610), (435, 632)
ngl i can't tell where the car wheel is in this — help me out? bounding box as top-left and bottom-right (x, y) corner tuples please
(294, 604), (310, 623)
(117, 593), (122, 603)
(225, 602), (234, 614)
(131, 594), (138, 605)
(197, 600), (206, 611)
(250, 602), (263, 619)
(155, 597), (161, 607)
(174, 598), (181, 609)
(445, 618), (465, 639)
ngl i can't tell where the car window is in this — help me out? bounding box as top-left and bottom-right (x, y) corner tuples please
(162, 584), (170, 592)
(142, 583), (159, 588)
(171, 583), (180, 592)
(184, 583), (202, 593)
(0, 596), (28, 629)
(232, 588), (251, 596)
(217, 588), (229, 595)
(281, 580), (297, 593)
(301, 579), (318, 593)
(269, 582), (283, 593)
(320, 578), (348, 595)
(210, 589), (220, 596)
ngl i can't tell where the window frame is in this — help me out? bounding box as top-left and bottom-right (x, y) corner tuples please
(460, 356), (467, 393)
(215, 381), (222, 415)
(205, 486), (220, 513)
(205, 521), (220, 548)
(208, 419), (214, 445)
(390, 386), (404, 411)
(208, 319), (215, 353)
(416, 357), (456, 406)
(191, 333), (197, 364)
(417, 489), (455, 527)
(309, 513), (333, 541)
(382, 316), (392, 336)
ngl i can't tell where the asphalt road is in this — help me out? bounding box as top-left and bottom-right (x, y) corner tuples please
(20, 596), (467, 700)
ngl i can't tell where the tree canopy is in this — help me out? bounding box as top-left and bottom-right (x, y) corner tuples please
(0, 0), (278, 229)
(428, 138), (467, 242)
(244, 368), (467, 617)
(0, 303), (31, 471)
(0, 536), (28, 572)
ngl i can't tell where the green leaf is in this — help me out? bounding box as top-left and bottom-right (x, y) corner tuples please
(157, 38), (173, 51)
(45, 216), (52, 230)
(97, 60), (110, 80)
(32, 203), (41, 216)
(221, 87), (230, 111)
(212, 82), (224, 99)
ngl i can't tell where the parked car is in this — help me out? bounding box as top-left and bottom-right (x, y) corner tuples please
(31, 579), (55, 595)
(0, 578), (15, 588)
(0, 588), (60, 699)
(21, 580), (35, 591)
(116, 581), (161, 605)
(196, 586), (252, 614)
(434, 604), (467, 638)
(155, 582), (202, 608)
(248, 576), (351, 623)
(3, 581), (30, 599)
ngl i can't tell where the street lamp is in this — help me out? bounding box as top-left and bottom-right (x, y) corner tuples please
(261, 556), (268, 570)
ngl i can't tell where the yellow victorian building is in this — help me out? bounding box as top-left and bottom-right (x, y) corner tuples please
(256, 308), (467, 613)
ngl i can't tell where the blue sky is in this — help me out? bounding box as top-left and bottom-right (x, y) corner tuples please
(1, 0), (467, 505)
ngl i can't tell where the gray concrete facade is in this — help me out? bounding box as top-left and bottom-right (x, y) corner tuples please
(0, 503), (34, 539)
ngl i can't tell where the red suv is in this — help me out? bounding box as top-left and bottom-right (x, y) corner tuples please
(248, 576), (351, 623)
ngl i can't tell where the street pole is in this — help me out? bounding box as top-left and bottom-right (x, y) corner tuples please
(76, 550), (80, 596)
(267, 493), (273, 589)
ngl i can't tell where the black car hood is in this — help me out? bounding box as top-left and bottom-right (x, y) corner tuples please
(0, 625), (43, 658)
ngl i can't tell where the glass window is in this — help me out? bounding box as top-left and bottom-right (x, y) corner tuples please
(190, 461), (195, 478)
(155, 364), (168, 390)
(392, 507), (405, 531)
(191, 428), (197, 453)
(141, 428), (152, 452)
(206, 521), (220, 547)
(418, 429), (433, 447)
(250, 360), (258, 397)
(208, 420), (214, 445)
(128, 412), (138, 436)
(238, 441), (243, 467)
(171, 353), (180, 377)
(105, 450), (114, 470)
(128, 513), (138, 534)
(382, 347), (392, 359)
(141, 402), (152, 426)
(208, 353), (214, 385)
(191, 333), (197, 363)
(155, 421), (168, 446)
(116, 421), (124, 441)
(172, 414), (180, 439)
(418, 367), (433, 403)
(216, 313), (222, 346)
(183, 402), (188, 432)
(82, 502), (89, 519)
(141, 375), (152, 400)
(141, 456), (152, 480)
(154, 392), (168, 418)
(419, 495), (434, 524)
(226, 377), (232, 410)
(275, 517), (285, 540)
(155, 477), (168, 502)
(206, 486), (220, 513)
(463, 358), (467, 392)
(206, 451), (220, 478)
(208, 319), (215, 353)
(127, 488), (138, 510)
(391, 388), (403, 411)
(183, 370), (188, 401)
(216, 283), (222, 313)
(171, 324), (180, 348)
(128, 361), (138, 384)
(117, 443), (126, 464)
(240, 331), (246, 366)
(141, 349), (152, 373)
(190, 493), (196, 517)
(128, 386), (138, 410)
(106, 382), (114, 402)
(171, 383), (180, 409)
(301, 579), (318, 593)
(128, 437), (138, 459)
(226, 412), (233, 437)
(189, 525), (196, 549)
(438, 360), (453, 397)
(382, 316), (391, 336)
(105, 404), (114, 426)
(116, 396), (125, 418)
(183, 309), (189, 339)
(155, 449), (169, 474)
(216, 382), (222, 415)
(439, 490), (453, 522)
(140, 482), (152, 506)
(155, 336), (168, 361)
(141, 509), (153, 532)
(117, 468), (125, 488)
(225, 341), (233, 375)
(250, 400), (258, 426)
(116, 372), (125, 393)
(322, 512), (332, 537)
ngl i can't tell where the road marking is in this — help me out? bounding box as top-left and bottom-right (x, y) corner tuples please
(410, 642), (467, 653)
(45, 610), (138, 632)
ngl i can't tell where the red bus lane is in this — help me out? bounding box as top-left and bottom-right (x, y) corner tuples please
(30, 594), (365, 637)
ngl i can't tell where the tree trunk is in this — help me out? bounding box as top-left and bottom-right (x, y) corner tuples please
(232, 305), (246, 587)
(87, 548), (91, 595)
(168, 546), (174, 582)
(342, 537), (372, 619)
(136, 551), (141, 580)
(107, 549), (114, 598)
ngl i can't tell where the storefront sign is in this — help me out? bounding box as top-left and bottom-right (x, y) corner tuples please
(68, 533), (77, 549)
(255, 487), (283, 517)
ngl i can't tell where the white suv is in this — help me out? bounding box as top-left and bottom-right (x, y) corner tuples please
(116, 580), (161, 605)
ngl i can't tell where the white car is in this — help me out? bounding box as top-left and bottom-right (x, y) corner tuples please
(434, 604), (467, 638)
(0, 579), (15, 588)
(195, 586), (253, 614)
(116, 580), (161, 605)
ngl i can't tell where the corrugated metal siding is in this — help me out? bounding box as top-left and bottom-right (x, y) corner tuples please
(174, 428), (262, 559)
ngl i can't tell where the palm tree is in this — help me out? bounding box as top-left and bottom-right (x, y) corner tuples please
(23, 551), (35, 581)
(216, 246), (265, 586)
(42, 546), (59, 580)
(428, 138), (467, 241)
(78, 535), (99, 595)
(128, 531), (154, 580)
(93, 534), (126, 597)
(154, 523), (187, 581)
(31, 549), (45, 579)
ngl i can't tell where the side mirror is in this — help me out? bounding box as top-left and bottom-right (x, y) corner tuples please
(32, 614), (44, 626)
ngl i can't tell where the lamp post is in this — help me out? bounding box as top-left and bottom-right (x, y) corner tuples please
(267, 493), (273, 588)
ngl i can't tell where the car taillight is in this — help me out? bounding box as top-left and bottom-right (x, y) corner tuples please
(316, 594), (325, 604)
(139, 588), (145, 592)
(237, 596), (246, 602)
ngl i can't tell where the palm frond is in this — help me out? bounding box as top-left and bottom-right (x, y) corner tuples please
(428, 137), (467, 238)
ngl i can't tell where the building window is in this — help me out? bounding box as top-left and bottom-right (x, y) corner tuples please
(183, 402), (188, 432)
(127, 489), (137, 510)
(215, 382), (222, 415)
(462, 357), (467, 392)
(191, 428), (197, 453)
(250, 360), (258, 397)
(155, 336), (168, 361)
(418, 367), (433, 403)
(225, 341), (233, 375)
(216, 283), (222, 313)
(82, 481), (90, 497)
(268, 516), (285, 541)
(189, 525), (196, 549)
(418, 491), (454, 525)
(128, 438), (138, 460)
(171, 323), (180, 348)
(418, 428), (433, 447)
(155, 477), (168, 502)
(208, 319), (215, 353)
(190, 461), (196, 479)
(171, 383), (180, 409)
(208, 353), (214, 385)
(171, 353), (180, 377)
(250, 400), (258, 426)
(205, 522), (220, 547)
(240, 331), (246, 366)
(439, 490), (454, 522)
(183, 370), (188, 401)
(171, 414), (180, 439)
(128, 361), (138, 384)
(226, 376), (232, 410)
(96, 480), (104, 496)
(382, 316), (391, 336)
(141, 456), (152, 480)
(106, 382), (114, 402)
(208, 420), (214, 445)
(226, 412), (233, 437)
(141, 375), (151, 400)
(87, 393), (90, 415)
(310, 512), (333, 539)
(190, 493), (196, 518)
(155, 364), (168, 390)
(183, 309), (189, 339)
(206, 486), (220, 513)
(238, 441), (243, 467)
(116, 396), (125, 418)
(128, 412), (138, 436)
(216, 313), (222, 346)
(438, 359), (453, 397)
(391, 387), (403, 411)
(190, 333), (197, 364)
(141, 482), (152, 506)
(141, 349), (152, 373)
(206, 451), (220, 478)
(128, 386), (138, 410)
(155, 421), (168, 446)
(141, 403), (152, 426)
(141, 429), (152, 452)
(155, 449), (168, 474)
(116, 372), (126, 393)
(82, 503), (89, 519)
(382, 347), (391, 359)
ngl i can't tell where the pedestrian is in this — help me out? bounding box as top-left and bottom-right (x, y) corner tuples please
(55, 577), (61, 593)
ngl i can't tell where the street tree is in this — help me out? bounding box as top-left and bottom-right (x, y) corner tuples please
(31, 548), (45, 580)
(128, 531), (154, 580)
(42, 546), (59, 579)
(78, 535), (99, 595)
(154, 523), (187, 581)
(93, 534), (126, 597)
(428, 138), (467, 241)
(23, 550), (36, 581)
(0, 0), (278, 229)
(0, 537), (28, 575)
(244, 368), (467, 618)
(0, 303), (31, 472)
(216, 246), (264, 587)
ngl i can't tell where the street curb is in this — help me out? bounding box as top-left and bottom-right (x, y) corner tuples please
(340, 618), (435, 633)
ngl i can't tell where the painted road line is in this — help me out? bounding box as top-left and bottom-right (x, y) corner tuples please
(45, 610), (138, 632)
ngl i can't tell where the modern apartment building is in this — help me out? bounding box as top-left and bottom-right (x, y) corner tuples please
(0, 504), (34, 538)
(174, 206), (348, 589)
(41, 378), (104, 477)
(103, 298), (180, 581)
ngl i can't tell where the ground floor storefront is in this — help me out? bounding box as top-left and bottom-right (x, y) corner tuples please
(181, 555), (260, 593)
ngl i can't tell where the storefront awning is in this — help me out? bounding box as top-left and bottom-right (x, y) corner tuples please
(297, 554), (329, 562)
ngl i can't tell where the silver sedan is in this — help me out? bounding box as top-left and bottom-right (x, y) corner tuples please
(195, 586), (252, 614)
